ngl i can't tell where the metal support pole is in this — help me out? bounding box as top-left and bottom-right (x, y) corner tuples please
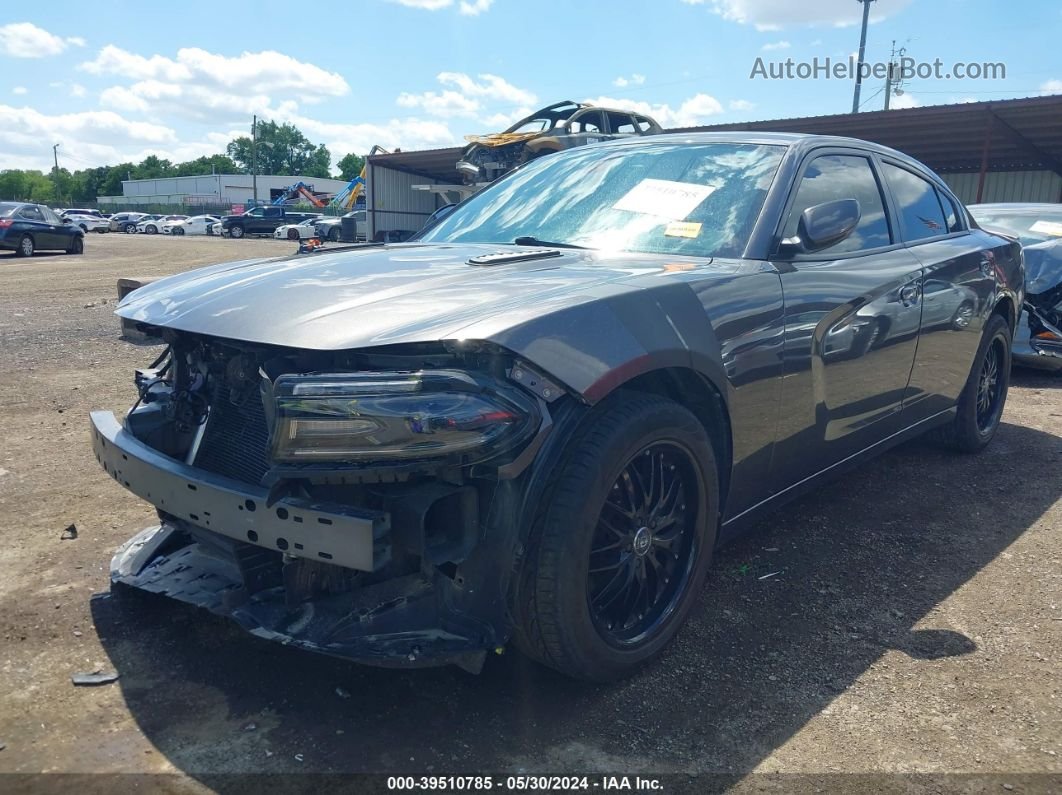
(851, 0), (876, 113)
(251, 115), (258, 205)
(976, 110), (994, 204)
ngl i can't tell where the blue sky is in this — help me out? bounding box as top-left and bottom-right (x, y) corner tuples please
(0, 0), (1058, 173)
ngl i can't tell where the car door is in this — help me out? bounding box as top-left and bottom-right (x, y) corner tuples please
(769, 150), (925, 493)
(876, 160), (1002, 422)
(39, 205), (70, 249)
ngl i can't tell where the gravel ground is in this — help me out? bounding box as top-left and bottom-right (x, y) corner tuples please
(0, 233), (1059, 793)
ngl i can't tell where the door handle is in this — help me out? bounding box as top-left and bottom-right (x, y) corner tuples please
(899, 283), (921, 306)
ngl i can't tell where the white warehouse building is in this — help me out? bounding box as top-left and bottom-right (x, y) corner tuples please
(97, 173), (351, 207)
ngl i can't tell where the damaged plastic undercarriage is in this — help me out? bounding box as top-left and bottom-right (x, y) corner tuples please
(95, 329), (566, 672)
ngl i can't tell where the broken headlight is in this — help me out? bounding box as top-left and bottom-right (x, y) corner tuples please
(271, 370), (538, 464)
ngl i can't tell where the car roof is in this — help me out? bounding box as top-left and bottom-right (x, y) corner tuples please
(595, 130), (946, 181)
(968, 203), (1062, 213)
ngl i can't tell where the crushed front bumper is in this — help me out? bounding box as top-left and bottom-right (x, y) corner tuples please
(91, 411), (494, 671)
(90, 411), (389, 571)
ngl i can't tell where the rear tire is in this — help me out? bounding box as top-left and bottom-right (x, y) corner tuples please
(16, 235), (34, 257)
(123, 223), (137, 233)
(512, 393), (718, 681)
(935, 314), (1011, 453)
(328, 227), (341, 242)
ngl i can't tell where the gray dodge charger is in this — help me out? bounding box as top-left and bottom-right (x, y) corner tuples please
(92, 133), (1023, 681)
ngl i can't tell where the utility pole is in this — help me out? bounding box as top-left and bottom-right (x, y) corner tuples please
(851, 0), (876, 113)
(884, 40), (908, 110)
(251, 114), (258, 205)
(52, 143), (61, 204)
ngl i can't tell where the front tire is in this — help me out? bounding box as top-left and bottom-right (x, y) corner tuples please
(145, 224), (157, 235)
(66, 235), (84, 255)
(229, 225), (244, 239)
(173, 226), (185, 236)
(936, 313), (1011, 453)
(328, 227), (341, 242)
(287, 229), (299, 240)
(513, 393), (718, 681)
(123, 223), (137, 233)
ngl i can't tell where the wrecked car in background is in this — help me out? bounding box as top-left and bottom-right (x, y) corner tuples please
(969, 203), (1062, 371)
(456, 100), (662, 183)
(93, 133), (1022, 681)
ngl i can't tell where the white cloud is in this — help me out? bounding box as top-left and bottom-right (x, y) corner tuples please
(761, 40), (790, 51)
(85, 45), (350, 125)
(613, 73), (647, 88)
(389, 0), (453, 8)
(728, 99), (755, 111)
(0, 104), (181, 170)
(387, 0), (495, 12)
(397, 72), (538, 120)
(583, 93), (724, 128)
(1041, 79), (1062, 95)
(283, 112), (459, 161)
(889, 92), (920, 109)
(69, 83), (86, 98)
(459, 0), (494, 14)
(682, 0), (911, 30)
(12, 86), (27, 95)
(0, 22), (85, 58)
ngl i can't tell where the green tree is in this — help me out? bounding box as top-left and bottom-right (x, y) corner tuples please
(227, 120), (332, 178)
(337, 153), (365, 181)
(134, 155), (175, 180)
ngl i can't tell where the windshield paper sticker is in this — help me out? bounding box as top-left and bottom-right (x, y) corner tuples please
(1030, 220), (1062, 237)
(614, 179), (717, 220)
(664, 221), (703, 238)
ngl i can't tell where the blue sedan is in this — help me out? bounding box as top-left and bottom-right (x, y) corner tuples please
(0, 202), (85, 256)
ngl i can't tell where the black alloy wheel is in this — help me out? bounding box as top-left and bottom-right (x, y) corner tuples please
(588, 442), (699, 647)
(976, 335), (1006, 433)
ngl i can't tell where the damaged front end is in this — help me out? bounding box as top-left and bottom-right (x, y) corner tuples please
(92, 331), (559, 672)
(1017, 240), (1062, 371)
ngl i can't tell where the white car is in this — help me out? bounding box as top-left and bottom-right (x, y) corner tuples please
(164, 215), (219, 236)
(64, 213), (110, 233)
(274, 217), (323, 240)
(137, 214), (187, 235)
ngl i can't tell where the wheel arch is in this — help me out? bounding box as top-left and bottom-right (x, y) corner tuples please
(607, 367), (733, 517)
(991, 294), (1016, 334)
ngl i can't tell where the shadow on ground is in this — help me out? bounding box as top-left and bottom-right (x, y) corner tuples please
(90, 406), (1062, 781)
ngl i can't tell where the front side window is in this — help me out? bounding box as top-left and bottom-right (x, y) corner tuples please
(568, 111), (605, 134)
(783, 154), (892, 254)
(419, 142), (785, 259)
(41, 206), (62, 224)
(881, 162), (949, 243)
(19, 206), (44, 221)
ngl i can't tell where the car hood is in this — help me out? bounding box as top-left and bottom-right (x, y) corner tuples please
(116, 243), (738, 350)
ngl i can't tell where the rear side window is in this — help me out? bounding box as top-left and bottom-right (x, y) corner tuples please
(881, 163), (949, 242)
(936, 189), (964, 233)
(784, 154), (892, 254)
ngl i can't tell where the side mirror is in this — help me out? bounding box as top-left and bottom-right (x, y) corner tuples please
(62, 218), (73, 224)
(780, 198), (861, 255)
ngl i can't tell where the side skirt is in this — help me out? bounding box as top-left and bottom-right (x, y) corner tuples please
(717, 407), (957, 544)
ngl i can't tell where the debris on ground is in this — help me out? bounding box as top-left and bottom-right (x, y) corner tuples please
(335, 687), (351, 699)
(242, 722), (257, 732)
(60, 524), (78, 540)
(71, 670), (119, 686)
(759, 571), (781, 581)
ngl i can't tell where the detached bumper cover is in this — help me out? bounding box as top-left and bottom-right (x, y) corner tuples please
(90, 410), (389, 572)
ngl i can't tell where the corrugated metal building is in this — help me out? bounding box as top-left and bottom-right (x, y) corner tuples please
(98, 174), (351, 207)
(365, 94), (1062, 238)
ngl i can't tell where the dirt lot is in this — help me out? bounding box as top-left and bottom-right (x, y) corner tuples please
(0, 233), (1059, 792)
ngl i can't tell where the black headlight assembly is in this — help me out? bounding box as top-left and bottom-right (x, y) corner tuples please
(270, 369), (541, 468)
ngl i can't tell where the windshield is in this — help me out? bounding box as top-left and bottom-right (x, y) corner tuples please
(418, 141), (785, 259)
(970, 208), (1062, 246)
